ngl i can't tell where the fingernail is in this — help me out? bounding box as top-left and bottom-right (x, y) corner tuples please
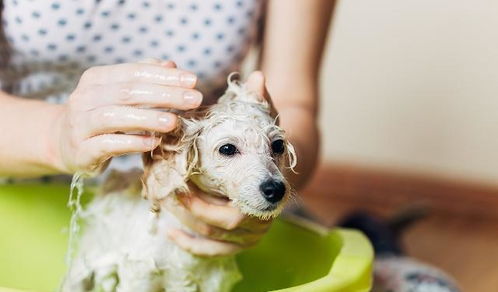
(161, 60), (176, 68)
(183, 91), (202, 106)
(158, 114), (172, 127)
(180, 73), (197, 87)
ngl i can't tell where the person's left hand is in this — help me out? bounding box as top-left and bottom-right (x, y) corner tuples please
(165, 71), (276, 257)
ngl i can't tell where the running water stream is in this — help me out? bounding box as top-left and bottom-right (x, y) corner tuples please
(66, 172), (85, 265)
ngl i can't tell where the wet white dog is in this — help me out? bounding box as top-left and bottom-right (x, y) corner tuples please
(62, 75), (296, 292)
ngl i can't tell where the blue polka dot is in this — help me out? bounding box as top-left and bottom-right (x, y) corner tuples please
(236, 1), (243, 8)
(47, 43), (57, 51)
(203, 48), (212, 55)
(110, 23), (120, 30)
(76, 8), (84, 15)
(104, 46), (114, 53)
(165, 30), (174, 37)
(32, 11), (41, 18)
(161, 54), (170, 60)
(246, 10), (254, 18)
(237, 27), (246, 35)
(227, 16), (235, 24)
(101, 11), (110, 17)
(216, 33), (225, 40)
(66, 34), (76, 41)
(122, 36), (131, 43)
(177, 45), (186, 52)
(150, 40), (159, 47)
(127, 13), (136, 20)
(190, 4), (198, 11)
(51, 2), (61, 10)
(154, 15), (163, 22)
(15, 16), (22, 24)
(115, 57), (125, 63)
(214, 3), (223, 10)
(139, 26), (148, 33)
(227, 45), (235, 53)
(187, 59), (197, 67)
(191, 32), (200, 40)
(214, 61), (222, 68)
(93, 34), (102, 42)
(142, 1), (150, 8)
(21, 34), (29, 41)
(87, 55), (96, 62)
(83, 22), (92, 29)
(38, 29), (47, 36)
(118, 0), (126, 5)
(180, 17), (188, 25)
(198, 72), (206, 79)
(58, 19), (67, 26)
(167, 2), (175, 9)
(30, 49), (39, 56)
(204, 18), (212, 26)
(58, 54), (68, 62)
(133, 49), (143, 56)
(76, 45), (86, 53)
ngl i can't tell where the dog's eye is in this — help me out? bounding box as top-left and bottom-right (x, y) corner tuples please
(219, 143), (239, 156)
(271, 139), (285, 155)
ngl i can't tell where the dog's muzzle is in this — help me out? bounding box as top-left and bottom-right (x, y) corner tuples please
(259, 179), (286, 204)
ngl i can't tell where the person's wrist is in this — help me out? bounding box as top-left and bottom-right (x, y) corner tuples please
(43, 104), (72, 174)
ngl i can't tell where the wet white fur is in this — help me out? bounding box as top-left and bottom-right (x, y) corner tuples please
(62, 76), (296, 292)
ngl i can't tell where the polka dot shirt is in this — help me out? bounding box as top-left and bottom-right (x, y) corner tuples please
(0, 0), (264, 174)
(0, 0), (264, 104)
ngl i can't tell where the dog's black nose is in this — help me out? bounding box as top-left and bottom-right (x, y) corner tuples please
(260, 179), (286, 203)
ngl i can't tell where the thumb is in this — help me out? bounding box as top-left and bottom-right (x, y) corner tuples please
(245, 71), (266, 99)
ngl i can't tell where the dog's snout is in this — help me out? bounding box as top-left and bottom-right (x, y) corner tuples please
(260, 179), (286, 203)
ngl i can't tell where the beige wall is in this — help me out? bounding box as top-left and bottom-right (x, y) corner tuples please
(320, 0), (498, 185)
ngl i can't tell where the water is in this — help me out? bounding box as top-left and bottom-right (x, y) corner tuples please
(66, 172), (85, 265)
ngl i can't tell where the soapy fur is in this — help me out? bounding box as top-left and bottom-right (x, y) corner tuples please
(62, 75), (296, 292)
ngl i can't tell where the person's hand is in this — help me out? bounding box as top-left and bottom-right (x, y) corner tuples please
(166, 185), (273, 257)
(51, 59), (203, 174)
(165, 71), (277, 257)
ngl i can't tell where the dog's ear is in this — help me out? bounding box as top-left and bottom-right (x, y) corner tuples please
(141, 118), (203, 211)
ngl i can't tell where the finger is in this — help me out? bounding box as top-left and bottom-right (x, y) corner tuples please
(167, 229), (244, 257)
(167, 195), (266, 244)
(244, 71), (278, 120)
(245, 71), (266, 99)
(177, 193), (246, 230)
(80, 63), (197, 88)
(81, 83), (203, 110)
(83, 106), (178, 137)
(79, 134), (160, 170)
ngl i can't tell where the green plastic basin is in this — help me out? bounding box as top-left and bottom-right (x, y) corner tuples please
(0, 183), (373, 292)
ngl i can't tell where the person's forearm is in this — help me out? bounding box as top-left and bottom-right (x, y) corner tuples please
(279, 105), (319, 190)
(0, 91), (65, 177)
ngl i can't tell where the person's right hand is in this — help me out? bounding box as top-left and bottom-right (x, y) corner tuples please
(51, 59), (202, 174)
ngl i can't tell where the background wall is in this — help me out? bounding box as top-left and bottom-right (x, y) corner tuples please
(320, 0), (498, 186)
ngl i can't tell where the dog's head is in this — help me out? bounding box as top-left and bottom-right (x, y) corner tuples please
(143, 74), (296, 219)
